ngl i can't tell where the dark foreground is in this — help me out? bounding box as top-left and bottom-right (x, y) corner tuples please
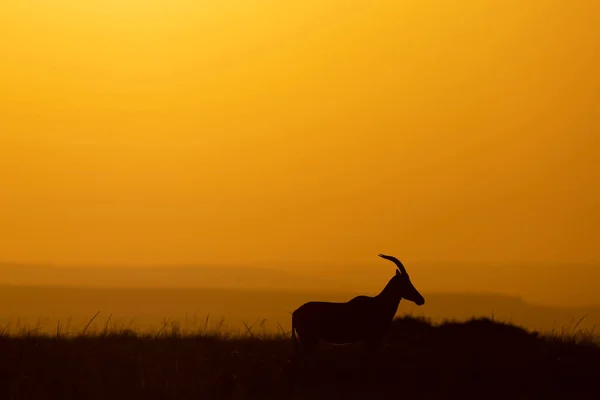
(0, 317), (598, 400)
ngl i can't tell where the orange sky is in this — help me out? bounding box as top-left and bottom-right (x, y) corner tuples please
(1, 1), (599, 269)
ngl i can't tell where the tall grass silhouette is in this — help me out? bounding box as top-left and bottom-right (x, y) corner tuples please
(0, 315), (598, 399)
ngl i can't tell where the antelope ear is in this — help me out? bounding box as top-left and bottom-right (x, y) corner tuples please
(396, 269), (401, 276)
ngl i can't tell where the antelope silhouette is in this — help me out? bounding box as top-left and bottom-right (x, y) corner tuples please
(291, 254), (424, 352)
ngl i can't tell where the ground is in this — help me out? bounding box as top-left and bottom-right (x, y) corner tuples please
(0, 317), (598, 399)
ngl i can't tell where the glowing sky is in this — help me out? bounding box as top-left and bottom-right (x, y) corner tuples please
(1, 1), (599, 268)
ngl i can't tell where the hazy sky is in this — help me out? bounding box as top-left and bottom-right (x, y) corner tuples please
(1, 1), (599, 269)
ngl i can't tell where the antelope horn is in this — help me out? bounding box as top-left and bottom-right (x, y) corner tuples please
(378, 253), (408, 276)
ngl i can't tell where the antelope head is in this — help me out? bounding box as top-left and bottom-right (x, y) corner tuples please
(378, 254), (425, 306)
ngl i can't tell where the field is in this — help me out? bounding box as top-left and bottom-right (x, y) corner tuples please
(1, 316), (598, 400)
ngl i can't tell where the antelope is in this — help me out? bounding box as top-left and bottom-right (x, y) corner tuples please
(291, 254), (425, 352)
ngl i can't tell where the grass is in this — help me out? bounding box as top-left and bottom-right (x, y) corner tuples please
(0, 316), (598, 400)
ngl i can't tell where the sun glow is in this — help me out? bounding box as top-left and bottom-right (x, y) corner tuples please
(1, 1), (599, 276)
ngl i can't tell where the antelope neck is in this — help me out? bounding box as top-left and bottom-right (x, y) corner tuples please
(376, 280), (402, 303)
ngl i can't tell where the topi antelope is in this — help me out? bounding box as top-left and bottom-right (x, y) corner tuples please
(291, 254), (424, 351)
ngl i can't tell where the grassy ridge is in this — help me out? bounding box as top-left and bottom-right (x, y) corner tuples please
(0, 317), (598, 400)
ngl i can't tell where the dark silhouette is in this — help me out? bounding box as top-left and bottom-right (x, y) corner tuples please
(291, 254), (425, 351)
(1, 316), (598, 399)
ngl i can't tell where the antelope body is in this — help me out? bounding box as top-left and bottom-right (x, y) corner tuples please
(291, 254), (424, 351)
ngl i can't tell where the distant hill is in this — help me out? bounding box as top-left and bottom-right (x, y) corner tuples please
(0, 262), (344, 292)
(1, 262), (598, 335)
(1, 261), (599, 308)
(0, 285), (598, 335)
